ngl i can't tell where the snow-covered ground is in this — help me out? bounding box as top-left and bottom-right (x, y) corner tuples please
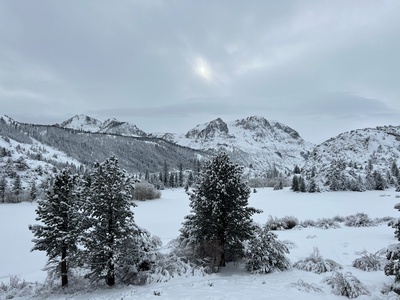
(1, 188), (400, 299)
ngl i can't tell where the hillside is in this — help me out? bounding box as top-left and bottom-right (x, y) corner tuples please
(302, 125), (400, 191)
(0, 116), (205, 192)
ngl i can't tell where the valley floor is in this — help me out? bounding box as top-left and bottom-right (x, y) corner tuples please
(1, 188), (400, 299)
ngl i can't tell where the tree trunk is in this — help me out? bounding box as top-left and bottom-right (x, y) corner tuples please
(219, 240), (226, 267)
(106, 253), (115, 286)
(61, 247), (68, 287)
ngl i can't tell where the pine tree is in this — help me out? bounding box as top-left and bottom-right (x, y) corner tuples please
(30, 168), (79, 287)
(81, 156), (145, 286)
(179, 152), (261, 268)
(293, 165), (301, 174)
(307, 178), (318, 193)
(392, 161), (399, 178)
(30, 181), (37, 202)
(291, 175), (299, 192)
(299, 176), (306, 192)
(12, 174), (22, 201)
(178, 163), (184, 187)
(0, 176), (6, 203)
(373, 171), (386, 190)
(385, 203), (400, 294)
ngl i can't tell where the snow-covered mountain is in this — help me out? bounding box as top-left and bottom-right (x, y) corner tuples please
(60, 114), (146, 137)
(302, 125), (400, 191)
(165, 116), (314, 174)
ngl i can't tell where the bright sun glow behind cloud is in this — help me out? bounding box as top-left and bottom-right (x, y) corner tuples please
(193, 57), (212, 82)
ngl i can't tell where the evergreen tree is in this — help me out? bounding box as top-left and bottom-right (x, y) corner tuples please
(163, 160), (168, 187)
(307, 178), (318, 193)
(12, 174), (23, 200)
(187, 172), (194, 187)
(30, 181), (37, 202)
(81, 156), (145, 286)
(391, 161), (399, 178)
(178, 163), (184, 187)
(385, 203), (400, 294)
(291, 175), (299, 192)
(179, 152), (261, 268)
(30, 168), (79, 287)
(373, 171), (386, 190)
(0, 176), (6, 203)
(293, 165), (301, 174)
(299, 176), (306, 192)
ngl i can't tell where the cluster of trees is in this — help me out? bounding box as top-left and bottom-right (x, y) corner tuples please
(30, 153), (291, 289)
(292, 160), (400, 193)
(30, 156), (159, 287)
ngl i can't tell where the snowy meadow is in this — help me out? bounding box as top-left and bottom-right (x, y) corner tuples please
(1, 188), (400, 299)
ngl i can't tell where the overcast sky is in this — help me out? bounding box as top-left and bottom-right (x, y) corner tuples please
(1, 0), (400, 144)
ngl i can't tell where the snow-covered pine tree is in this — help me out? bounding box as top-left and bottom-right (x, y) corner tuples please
(81, 156), (149, 286)
(245, 225), (290, 274)
(386, 203), (400, 294)
(30, 168), (79, 287)
(179, 152), (261, 269)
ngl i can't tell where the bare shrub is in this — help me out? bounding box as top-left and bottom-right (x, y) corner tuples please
(324, 271), (369, 298)
(344, 213), (376, 227)
(352, 249), (386, 271)
(133, 181), (161, 200)
(266, 215), (298, 230)
(290, 279), (323, 293)
(315, 218), (341, 229)
(293, 247), (342, 274)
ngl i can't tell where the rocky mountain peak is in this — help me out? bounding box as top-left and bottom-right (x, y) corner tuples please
(185, 118), (230, 139)
(60, 114), (103, 131)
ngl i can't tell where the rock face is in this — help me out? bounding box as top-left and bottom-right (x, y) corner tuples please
(60, 115), (146, 137)
(171, 115), (313, 174)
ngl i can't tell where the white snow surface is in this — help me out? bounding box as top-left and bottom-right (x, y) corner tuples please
(1, 188), (400, 299)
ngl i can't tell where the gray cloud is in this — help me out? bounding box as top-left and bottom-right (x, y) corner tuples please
(1, 0), (399, 144)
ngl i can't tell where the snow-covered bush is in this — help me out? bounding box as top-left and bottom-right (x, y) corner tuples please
(315, 218), (341, 229)
(281, 216), (299, 229)
(0, 275), (33, 299)
(352, 250), (386, 271)
(293, 247), (342, 274)
(290, 279), (323, 293)
(266, 216), (286, 230)
(133, 181), (161, 200)
(142, 253), (207, 284)
(344, 213), (376, 227)
(299, 219), (316, 228)
(332, 215), (346, 223)
(266, 215), (298, 230)
(324, 271), (369, 298)
(245, 225), (291, 274)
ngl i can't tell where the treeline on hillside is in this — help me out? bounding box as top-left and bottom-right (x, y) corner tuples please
(0, 117), (205, 174)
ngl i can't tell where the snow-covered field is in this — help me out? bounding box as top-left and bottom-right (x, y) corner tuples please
(1, 188), (400, 299)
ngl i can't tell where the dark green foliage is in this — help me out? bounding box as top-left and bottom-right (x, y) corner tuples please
(30, 168), (79, 287)
(180, 152), (261, 269)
